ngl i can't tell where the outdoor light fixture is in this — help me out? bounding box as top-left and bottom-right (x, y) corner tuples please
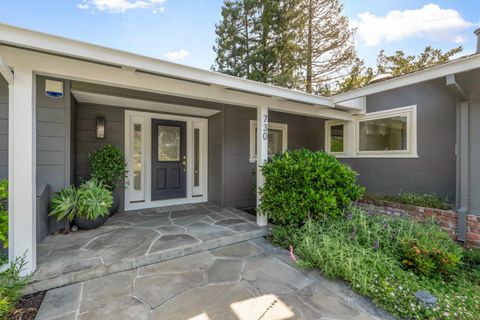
(96, 117), (106, 139)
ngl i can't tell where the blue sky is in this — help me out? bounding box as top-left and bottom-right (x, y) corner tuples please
(0, 0), (478, 70)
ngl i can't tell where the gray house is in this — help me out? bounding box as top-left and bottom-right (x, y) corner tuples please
(1, 23), (480, 275)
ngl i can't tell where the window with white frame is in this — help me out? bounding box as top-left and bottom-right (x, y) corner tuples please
(325, 121), (348, 155)
(325, 105), (417, 158)
(249, 121), (288, 162)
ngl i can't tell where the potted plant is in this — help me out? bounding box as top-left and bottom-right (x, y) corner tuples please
(75, 179), (113, 230)
(49, 179), (113, 230)
(49, 185), (78, 234)
(89, 145), (127, 215)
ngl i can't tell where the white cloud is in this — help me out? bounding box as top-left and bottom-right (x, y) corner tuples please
(78, 0), (166, 14)
(164, 49), (190, 61)
(352, 4), (475, 46)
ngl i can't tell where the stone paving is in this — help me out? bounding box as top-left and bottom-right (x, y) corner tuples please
(28, 203), (267, 294)
(35, 238), (392, 320)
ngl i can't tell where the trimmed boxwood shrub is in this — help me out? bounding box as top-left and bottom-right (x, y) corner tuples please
(259, 149), (364, 226)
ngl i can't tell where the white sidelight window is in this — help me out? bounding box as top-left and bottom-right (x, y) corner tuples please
(325, 105), (417, 158)
(249, 120), (288, 162)
(129, 116), (146, 202)
(192, 120), (207, 197)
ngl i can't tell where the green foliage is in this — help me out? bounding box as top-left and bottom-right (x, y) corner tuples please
(0, 179), (8, 249)
(49, 185), (79, 223)
(0, 256), (29, 319)
(336, 46), (463, 94)
(212, 0), (355, 92)
(400, 224), (463, 277)
(50, 179), (113, 222)
(363, 192), (450, 210)
(273, 210), (479, 319)
(89, 145), (127, 190)
(77, 179), (113, 220)
(259, 149), (364, 226)
(463, 247), (480, 267)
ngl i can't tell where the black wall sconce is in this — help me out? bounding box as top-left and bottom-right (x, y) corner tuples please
(96, 116), (106, 139)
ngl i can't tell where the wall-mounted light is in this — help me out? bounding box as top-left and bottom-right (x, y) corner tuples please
(96, 117), (106, 139)
(45, 79), (64, 98)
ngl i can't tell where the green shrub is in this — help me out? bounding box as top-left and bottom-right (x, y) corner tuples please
(400, 224), (463, 277)
(363, 192), (450, 210)
(463, 247), (480, 267)
(260, 149), (364, 226)
(274, 215), (479, 319)
(90, 145), (127, 190)
(77, 179), (113, 220)
(0, 179), (8, 249)
(0, 256), (29, 319)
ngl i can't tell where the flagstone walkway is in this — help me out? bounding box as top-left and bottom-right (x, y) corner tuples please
(35, 238), (392, 320)
(28, 203), (267, 294)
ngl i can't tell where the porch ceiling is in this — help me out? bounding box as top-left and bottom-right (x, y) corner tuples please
(71, 90), (220, 117)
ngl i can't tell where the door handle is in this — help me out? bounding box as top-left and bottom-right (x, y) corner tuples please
(182, 160), (186, 172)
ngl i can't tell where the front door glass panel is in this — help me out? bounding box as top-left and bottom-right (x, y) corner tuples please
(157, 125), (180, 161)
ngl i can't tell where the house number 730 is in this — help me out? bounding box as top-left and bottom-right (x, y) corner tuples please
(262, 114), (268, 141)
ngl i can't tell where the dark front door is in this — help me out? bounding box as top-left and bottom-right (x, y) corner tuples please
(151, 119), (187, 200)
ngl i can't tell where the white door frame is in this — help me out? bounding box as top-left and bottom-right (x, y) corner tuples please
(124, 110), (208, 210)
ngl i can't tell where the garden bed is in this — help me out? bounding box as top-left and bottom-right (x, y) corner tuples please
(7, 292), (45, 320)
(357, 198), (480, 247)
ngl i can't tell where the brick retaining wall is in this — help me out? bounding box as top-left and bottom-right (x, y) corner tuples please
(357, 199), (480, 247)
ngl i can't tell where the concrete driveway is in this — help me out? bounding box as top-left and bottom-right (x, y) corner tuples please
(35, 238), (390, 320)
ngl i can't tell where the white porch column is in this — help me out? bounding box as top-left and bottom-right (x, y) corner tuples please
(9, 67), (36, 274)
(256, 106), (268, 226)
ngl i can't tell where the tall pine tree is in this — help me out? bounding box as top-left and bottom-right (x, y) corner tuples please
(301, 0), (356, 94)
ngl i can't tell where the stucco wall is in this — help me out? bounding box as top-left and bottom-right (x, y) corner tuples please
(341, 78), (457, 202)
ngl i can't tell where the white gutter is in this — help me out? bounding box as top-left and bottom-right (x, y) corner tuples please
(332, 53), (480, 103)
(0, 23), (334, 108)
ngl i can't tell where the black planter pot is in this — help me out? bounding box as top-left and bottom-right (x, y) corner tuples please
(74, 215), (108, 230)
(109, 189), (121, 216)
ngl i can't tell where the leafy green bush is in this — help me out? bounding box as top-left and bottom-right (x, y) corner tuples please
(0, 256), (29, 319)
(0, 179), (8, 249)
(363, 192), (450, 210)
(77, 179), (113, 220)
(463, 247), (480, 267)
(400, 225), (463, 277)
(260, 149), (364, 226)
(89, 145), (127, 190)
(271, 209), (478, 319)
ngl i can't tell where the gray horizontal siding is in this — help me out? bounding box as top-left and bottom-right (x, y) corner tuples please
(221, 105), (326, 208)
(0, 77), (8, 180)
(341, 78), (457, 201)
(36, 76), (71, 193)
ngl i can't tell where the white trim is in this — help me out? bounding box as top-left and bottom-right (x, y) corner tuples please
(354, 105), (417, 157)
(332, 54), (480, 103)
(325, 105), (418, 159)
(0, 56), (13, 84)
(0, 23), (334, 108)
(0, 45), (354, 121)
(325, 120), (349, 156)
(125, 110), (208, 211)
(249, 120), (288, 163)
(256, 107), (268, 226)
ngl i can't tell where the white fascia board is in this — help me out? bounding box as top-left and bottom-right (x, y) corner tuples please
(0, 45), (351, 120)
(0, 23), (333, 108)
(332, 54), (480, 103)
(335, 96), (366, 113)
(0, 55), (13, 84)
